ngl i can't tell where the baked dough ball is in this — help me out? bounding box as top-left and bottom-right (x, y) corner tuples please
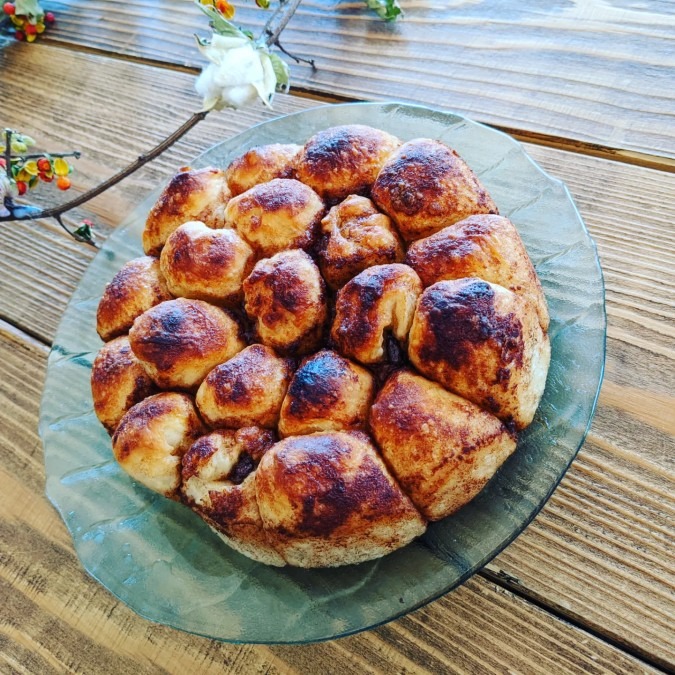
(279, 350), (374, 437)
(372, 139), (498, 242)
(296, 125), (400, 203)
(406, 214), (549, 331)
(318, 195), (404, 289)
(181, 427), (285, 566)
(96, 256), (172, 341)
(224, 178), (324, 257)
(112, 392), (204, 498)
(255, 431), (426, 567)
(408, 278), (550, 430)
(243, 250), (327, 356)
(143, 167), (231, 255)
(370, 370), (517, 520)
(91, 336), (156, 434)
(160, 221), (255, 306)
(225, 143), (302, 196)
(331, 264), (422, 364)
(196, 345), (294, 429)
(129, 298), (245, 390)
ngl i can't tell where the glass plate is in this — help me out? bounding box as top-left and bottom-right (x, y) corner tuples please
(39, 102), (606, 644)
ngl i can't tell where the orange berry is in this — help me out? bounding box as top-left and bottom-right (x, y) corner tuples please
(56, 176), (71, 190)
(37, 157), (51, 172)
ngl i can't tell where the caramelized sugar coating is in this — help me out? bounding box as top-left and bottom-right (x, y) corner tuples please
(112, 392), (204, 498)
(181, 427), (285, 566)
(129, 298), (245, 390)
(96, 256), (172, 342)
(196, 345), (294, 429)
(331, 264), (422, 364)
(408, 278), (550, 430)
(225, 178), (324, 257)
(406, 214), (549, 331)
(370, 370), (517, 520)
(372, 139), (498, 242)
(243, 250), (327, 356)
(225, 143), (302, 196)
(296, 124), (400, 203)
(91, 336), (156, 435)
(160, 221), (255, 306)
(255, 431), (426, 567)
(278, 350), (374, 437)
(318, 195), (405, 290)
(143, 167), (231, 255)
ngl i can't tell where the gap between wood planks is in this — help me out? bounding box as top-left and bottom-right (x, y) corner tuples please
(40, 37), (675, 175)
(3, 310), (668, 674)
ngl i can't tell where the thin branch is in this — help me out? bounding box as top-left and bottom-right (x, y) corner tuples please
(262, 0), (303, 46)
(3, 130), (11, 177)
(16, 151), (82, 162)
(274, 38), (315, 68)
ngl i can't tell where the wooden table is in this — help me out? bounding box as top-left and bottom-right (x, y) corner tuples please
(1, 1), (673, 672)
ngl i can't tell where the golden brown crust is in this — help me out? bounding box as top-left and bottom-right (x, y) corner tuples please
(112, 392), (204, 498)
(91, 336), (156, 435)
(255, 431), (426, 567)
(96, 256), (172, 342)
(296, 125), (401, 203)
(279, 350), (374, 437)
(331, 264), (422, 364)
(318, 195), (405, 289)
(143, 167), (231, 256)
(196, 344), (294, 429)
(224, 178), (324, 257)
(371, 139), (498, 242)
(129, 298), (245, 390)
(225, 143), (302, 196)
(408, 278), (551, 429)
(370, 370), (517, 520)
(406, 214), (549, 331)
(181, 428), (285, 566)
(243, 250), (327, 356)
(159, 221), (255, 306)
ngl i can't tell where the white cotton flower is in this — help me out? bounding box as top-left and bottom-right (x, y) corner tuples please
(195, 35), (277, 110)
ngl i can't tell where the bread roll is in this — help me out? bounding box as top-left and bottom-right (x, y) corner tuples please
(318, 195), (404, 289)
(160, 221), (254, 306)
(181, 427), (285, 566)
(91, 335), (156, 434)
(196, 344), (294, 429)
(243, 250), (327, 356)
(406, 214), (549, 330)
(372, 139), (497, 241)
(408, 278), (550, 429)
(225, 178), (324, 257)
(331, 264), (422, 364)
(129, 298), (245, 390)
(370, 370), (517, 520)
(255, 431), (426, 567)
(112, 392), (204, 498)
(296, 124), (400, 203)
(225, 143), (302, 196)
(96, 256), (172, 342)
(143, 167), (231, 255)
(279, 349), (374, 436)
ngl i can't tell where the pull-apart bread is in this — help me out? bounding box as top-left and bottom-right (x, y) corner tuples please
(93, 124), (551, 568)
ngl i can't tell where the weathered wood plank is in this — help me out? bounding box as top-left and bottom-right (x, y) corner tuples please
(40, 0), (675, 163)
(0, 323), (659, 674)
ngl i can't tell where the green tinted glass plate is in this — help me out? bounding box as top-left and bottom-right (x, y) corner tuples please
(39, 102), (606, 644)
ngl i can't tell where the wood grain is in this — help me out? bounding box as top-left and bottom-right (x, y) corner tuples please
(40, 0), (675, 164)
(1, 44), (674, 669)
(0, 323), (657, 674)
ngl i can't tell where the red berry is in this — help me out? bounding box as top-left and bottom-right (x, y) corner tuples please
(3, 3), (15, 16)
(16, 181), (27, 195)
(24, 22), (36, 35)
(39, 172), (53, 183)
(37, 157), (51, 172)
(14, 29), (24, 40)
(0, 158), (5, 169)
(45, 11), (55, 23)
(56, 176), (71, 190)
